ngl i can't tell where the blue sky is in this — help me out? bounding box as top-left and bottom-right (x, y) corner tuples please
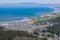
(0, 0), (60, 4)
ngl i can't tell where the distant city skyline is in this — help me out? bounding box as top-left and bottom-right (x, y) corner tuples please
(0, 0), (60, 4)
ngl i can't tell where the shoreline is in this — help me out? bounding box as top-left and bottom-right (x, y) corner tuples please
(0, 17), (32, 25)
(0, 7), (60, 24)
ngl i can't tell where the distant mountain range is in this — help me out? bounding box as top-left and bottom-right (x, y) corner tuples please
(0, 3), (49, 8)
(0, 3), (60, 8)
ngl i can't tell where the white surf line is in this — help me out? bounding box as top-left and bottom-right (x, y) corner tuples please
(48, 6), (60, 13)
(0, 18), (32, 25)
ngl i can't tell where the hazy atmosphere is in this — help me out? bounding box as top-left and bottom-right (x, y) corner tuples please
(0, 0), (60, 4)
(0, 0), (60, 40)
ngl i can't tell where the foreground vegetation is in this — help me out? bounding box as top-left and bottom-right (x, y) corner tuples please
(0, 27), (46, 40)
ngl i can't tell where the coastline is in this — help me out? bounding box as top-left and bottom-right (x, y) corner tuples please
(0, 17), (32, 24)
(0, 6), (60, 31)
(0, 17), (34, 31)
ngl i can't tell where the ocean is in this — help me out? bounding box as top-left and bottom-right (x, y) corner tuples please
(0, 7), (54, 22)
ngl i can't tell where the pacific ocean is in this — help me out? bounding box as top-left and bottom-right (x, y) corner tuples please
(0, 7), (54, 22)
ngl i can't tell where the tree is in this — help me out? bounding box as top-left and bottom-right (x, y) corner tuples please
(47, 34), (52, 37)
(47, 23), (60, 34)
(33, 31), (39, 35)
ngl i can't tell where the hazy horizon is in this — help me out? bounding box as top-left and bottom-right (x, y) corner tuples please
(0, 0), (60, 4)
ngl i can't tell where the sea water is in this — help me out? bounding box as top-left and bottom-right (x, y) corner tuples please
(0, 7), (54, 22)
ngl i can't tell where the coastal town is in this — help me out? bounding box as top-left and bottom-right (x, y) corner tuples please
(0, 12), (60, 40)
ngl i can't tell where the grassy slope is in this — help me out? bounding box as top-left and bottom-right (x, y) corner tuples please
(33, 16), (57, 22)
(0, 30), (42, 40)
